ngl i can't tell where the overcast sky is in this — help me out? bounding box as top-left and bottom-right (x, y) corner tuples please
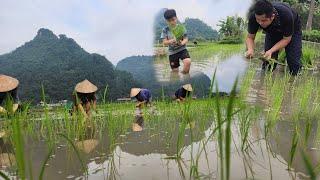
(0, 0), (252, 64)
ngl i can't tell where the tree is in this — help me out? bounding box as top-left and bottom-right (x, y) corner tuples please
(306, 0), (316, 30)
(218, 16), (245, 37)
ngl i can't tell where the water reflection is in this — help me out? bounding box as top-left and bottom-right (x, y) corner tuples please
(132, 116), (144, 132)
(76, 126), (99, 154)
(0, 137), (15, 175)
(268, 120), (320, 178)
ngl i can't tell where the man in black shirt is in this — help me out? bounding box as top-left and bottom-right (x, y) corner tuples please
(245, 0), (302, 75)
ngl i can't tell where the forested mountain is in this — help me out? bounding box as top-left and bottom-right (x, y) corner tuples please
(184, 18), (219, 41)
(0, 28), (140, 103)
(154, 9), (218, 42)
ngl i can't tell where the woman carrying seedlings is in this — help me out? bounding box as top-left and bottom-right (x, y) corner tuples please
(160, 9), (191, 74)
(0, 74), (20, 114)
(73, 79), (98, 118)
(130, 88), (152, 108)
(174, 84), (193, 102)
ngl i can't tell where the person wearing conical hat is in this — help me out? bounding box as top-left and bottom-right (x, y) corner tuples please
(73, 79), (98, 118)
(174, 84), (193, 102)
(130, 88), (152, 108)
(0, 75), (20, 114)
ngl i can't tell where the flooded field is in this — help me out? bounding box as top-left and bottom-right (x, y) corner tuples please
(1, 43), (320, 180)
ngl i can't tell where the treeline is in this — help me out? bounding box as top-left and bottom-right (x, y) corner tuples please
(272, 0), (320, 42)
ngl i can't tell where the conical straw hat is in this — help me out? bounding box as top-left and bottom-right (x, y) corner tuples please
(182, 84), (193, 92)
(75, 79), (98, 93)
(75, 139), (99, 154)
(130, 88), (141, 97)
(0, 75), (19, 93)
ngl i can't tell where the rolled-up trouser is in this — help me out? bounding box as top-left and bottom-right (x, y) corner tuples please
(263, 28), (302, 75)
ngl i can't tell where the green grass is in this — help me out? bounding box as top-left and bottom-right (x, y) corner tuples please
(278, 43), (320, 69)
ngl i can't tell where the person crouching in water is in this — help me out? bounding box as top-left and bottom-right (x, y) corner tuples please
(73, 79), (98, 118)
(174, 84), (193, 102)
(130, 88), (152, 108)
(0, 75), (20, 114)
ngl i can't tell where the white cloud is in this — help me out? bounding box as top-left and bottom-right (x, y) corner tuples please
(0, 0), (252, 64)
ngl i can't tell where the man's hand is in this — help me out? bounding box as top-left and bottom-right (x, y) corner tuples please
(136, 101), (145, 108)
(245, 49), (254, 59)
(178, 37), (188, 46)
(163, 38), (177, 46)
(179, 40), (187, 46)
(168, 39), (177, 45)
(263, 50), (273, 60)
(245, 33), (256, 59)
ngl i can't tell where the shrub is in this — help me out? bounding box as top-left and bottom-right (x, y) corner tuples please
(303, 30), (320, 43)
(278, 45), (319, 68)
(218, 36), (243, 44)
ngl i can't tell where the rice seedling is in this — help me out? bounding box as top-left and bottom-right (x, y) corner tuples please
(169, 23), (186, 41)
(301, 150), (317, 180)
(238, 108), (255, 152)
(263, 72), (289, 138)
(211, 77), (239, 180)
(11, 116), (26, 179)
(102, 85), (109, 104)
(38, 147), (54, 180)
(288, 125), (299, 170)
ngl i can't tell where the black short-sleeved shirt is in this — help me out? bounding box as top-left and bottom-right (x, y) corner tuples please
(75, 92), (96, 105)
(248, 2), (299, 37)
(175, 87), (190, 99)
(0, 88), (19, 105)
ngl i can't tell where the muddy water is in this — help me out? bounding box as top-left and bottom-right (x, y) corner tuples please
(1, 50), (320, 179)
(1, 115), (318, 179)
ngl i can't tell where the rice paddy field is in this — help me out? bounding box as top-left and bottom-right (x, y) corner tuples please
(1, 41), (320, 180)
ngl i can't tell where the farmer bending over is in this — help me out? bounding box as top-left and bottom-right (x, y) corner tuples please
(130, 88), (152, 108)
(0, 75), (20, 114)
(161, 9), (191, 74)
(174, 84), (193, 102)
(73, 79), (97, 118)
(245, 0), (302, 75)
